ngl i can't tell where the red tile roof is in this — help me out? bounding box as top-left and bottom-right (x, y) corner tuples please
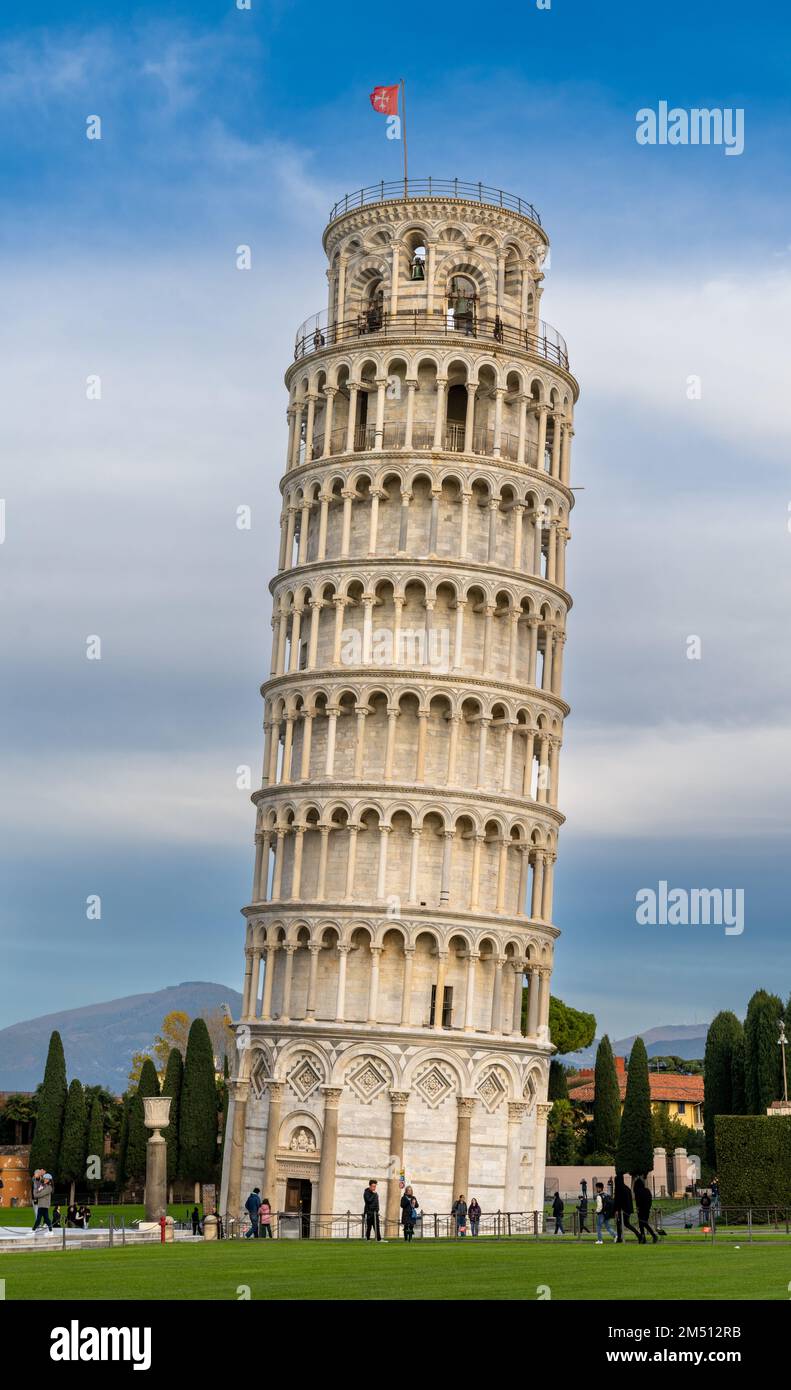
(568, 1073), (704, 1105)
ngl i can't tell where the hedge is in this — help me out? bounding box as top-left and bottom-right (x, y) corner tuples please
(715, 1115), (791, 1205)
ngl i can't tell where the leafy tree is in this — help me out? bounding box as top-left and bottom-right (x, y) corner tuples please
(201, 1006), (236, 1071)
(651, 1102), (703, 1157)
(59, 1079), (87, 1204)
(29, 1031), (67, 1176)
(83, 1085), (122, 1145)
(615, 1038), (653, 1177)
(125, 1058), (161, 1182)
(161, 1047), (184, 1191)
(591, 1035), (621, 1158)
(744, 990), (783, 1114)
(0, 1093), (37, 1144)
(86, 1097), (105, 1196)
(548, 1100), (579, 1164)
(179, 1019), (219, 1185)
(703, 1011), (744, 1164)
(548, 1059), (569, 1101)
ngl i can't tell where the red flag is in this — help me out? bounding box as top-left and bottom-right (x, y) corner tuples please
(369, 85), (399, 115)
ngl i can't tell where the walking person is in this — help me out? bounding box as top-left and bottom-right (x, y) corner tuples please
(633, 1177), (659, 1244)
(580, 1177), (588, 1200)
(614, 1175), (642, 1243)
(363, 1180), (382, 1241)
(594, 1181), (616, 1243)
(244, 1187), (262, 1238)
(191, 1205), (200, 1235)
(32, 1171), (54, 1233)
(400, 1186), (417, 1241)
(577, 1192), (590, 1234)
(259, 1196), (273, 1238)
(451, 1194), (468, 1236)
(552, 1191), (565, 1235)
(468, 1197), (481, 1237)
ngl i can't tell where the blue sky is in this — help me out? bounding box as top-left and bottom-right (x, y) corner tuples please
(2, 0), (790, 1044)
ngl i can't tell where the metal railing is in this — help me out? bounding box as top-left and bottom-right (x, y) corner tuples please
(327, 179), (542, 228)
(294, 308), (569, 370)
(300, 422), (544, 465)
(225, 1210), (554, 1240)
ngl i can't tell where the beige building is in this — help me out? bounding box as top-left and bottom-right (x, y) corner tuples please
(220, 177), (579, 1232)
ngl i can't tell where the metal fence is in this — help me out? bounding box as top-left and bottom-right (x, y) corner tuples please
(327, 180), (542, 228)
(294, 308), (569, 370)
(224, 1210), (557, 1241)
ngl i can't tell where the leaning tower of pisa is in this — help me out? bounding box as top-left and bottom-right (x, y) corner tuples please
(220, 178), (579, 1232)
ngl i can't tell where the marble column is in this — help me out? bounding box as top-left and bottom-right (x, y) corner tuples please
(385, 1091), (410, 1235)
(451, 1097), (475, 1206)
(261, 1081), (284, 1209)
(316, 1087), (343, 1224)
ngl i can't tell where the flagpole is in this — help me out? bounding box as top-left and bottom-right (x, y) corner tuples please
(400, 78), (408, 194)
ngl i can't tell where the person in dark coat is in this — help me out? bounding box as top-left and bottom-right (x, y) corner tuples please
(451, 1195), (468, 1235)
(552, 1191), (565, 1234)
(363, 1180), (381, 1241)
(577, 1193), (590, 1234)
(191, 1206), (201, 1235)
(468, 1198), (482, 1237)
(400, 1185), (417, 1241)
(614, 1175), (641, 1242)
(633, 1177), (659, 1243)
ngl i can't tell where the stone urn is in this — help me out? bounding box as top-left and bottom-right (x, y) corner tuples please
(143, 1095), (172, 1221)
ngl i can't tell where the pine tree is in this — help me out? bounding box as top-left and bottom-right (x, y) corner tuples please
(29, 1031), (67, 1177)
(161, 1047), (184, 1192)
(59, 1079), (87, 1204)
(86, 1097), (105, 1197)
(179, 1018), (219, 1186)
(591, 1035), (621, 1158)
(125, 1058), (160, 1183)
(703, 1010), (743, 1164)
(744, 990), (783, 1114)
(615, 1038), (653, 1177)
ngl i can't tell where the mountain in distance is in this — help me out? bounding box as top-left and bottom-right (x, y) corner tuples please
(0, 981), (243, 1092)
(560, 1022), (710, 1068)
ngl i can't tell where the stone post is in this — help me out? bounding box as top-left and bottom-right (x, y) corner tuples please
(143, 1095), (172, 1222)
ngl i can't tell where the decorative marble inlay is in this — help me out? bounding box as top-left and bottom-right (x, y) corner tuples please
(414, 1063), (455, 1110)
(477, 1067), (508, 1113)
(287, 1055), (323, 1101)
(346, 1057), (389, 1105)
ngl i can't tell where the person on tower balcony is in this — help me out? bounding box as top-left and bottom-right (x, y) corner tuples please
(363, 1179), (382, 1241)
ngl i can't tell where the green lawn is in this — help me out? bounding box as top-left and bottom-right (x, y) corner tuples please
(0, 1205), (195, 1228)
(1, 1237), (789, 1300)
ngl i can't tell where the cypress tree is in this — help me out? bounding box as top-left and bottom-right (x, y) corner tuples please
(125, 1058), (160, 1182)
(548, 1059), (569, 1100)
(59, 1078), (88, 1203)
(591, 1035), (621, 1158)
(615, 1038), (653, 1177)
(745, 990), (783, 1114)
(29, 1030), (67, 1177)
(703, 1011), (743, 1164)
(86, 1097), (105, 1195)
(115, 1095), (131, 1193)
(161, 1047), (184, 1191)
(179, 1018), (219, 1185)
(731, 1033), (746, 1115)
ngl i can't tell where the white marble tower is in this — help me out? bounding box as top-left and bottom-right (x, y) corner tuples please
(221, 178), (579, 1232)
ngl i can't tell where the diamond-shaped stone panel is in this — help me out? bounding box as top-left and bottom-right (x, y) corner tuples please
(346, 1058), (389, 1105)
(414, 1063), (455, 1110)
(287, 1055), (323, 1101)
(477, 1067), (507, 1113)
